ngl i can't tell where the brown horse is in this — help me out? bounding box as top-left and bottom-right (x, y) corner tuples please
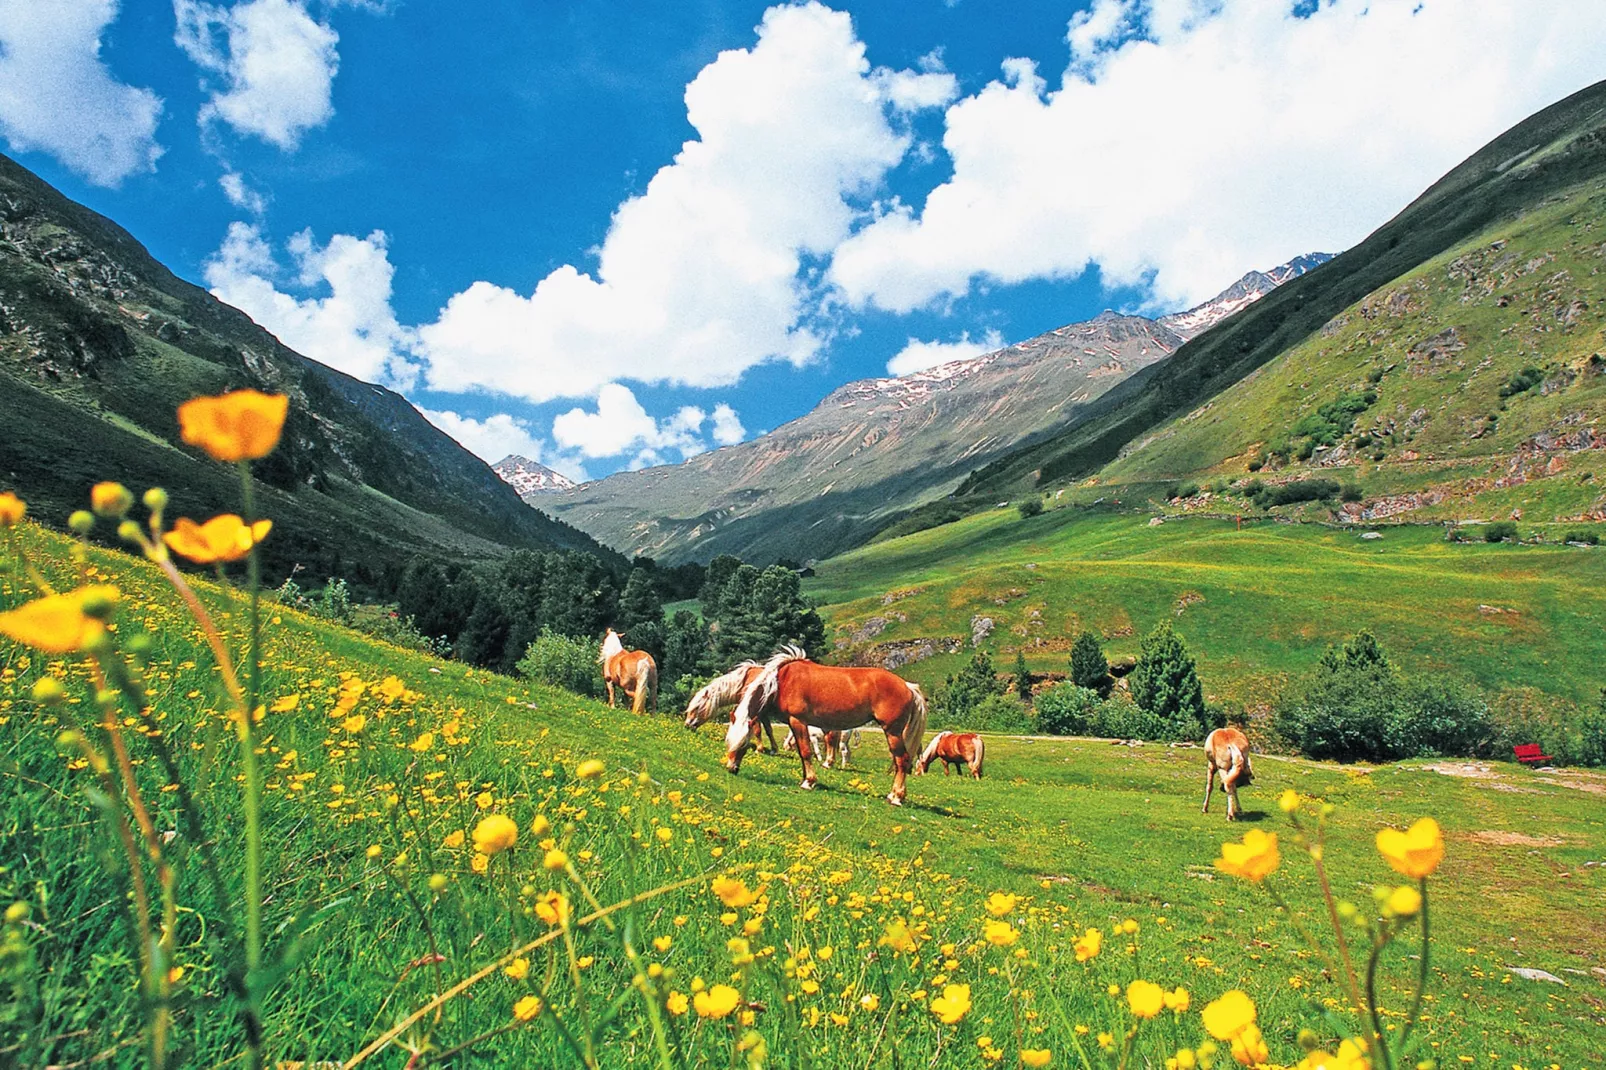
(726, 647), (927, 806)
(599, 629), (657, 715)
(683, 661), (780, 752)
(1202, 726), (1254, 820)
(915, 730), (984, 778)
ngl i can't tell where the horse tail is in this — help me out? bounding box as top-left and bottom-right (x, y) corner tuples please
(1230, 743), (1253, 787)
(971, 734), (984, 778)
(903, 683), (929, 768)
(632, 656), (655, 715)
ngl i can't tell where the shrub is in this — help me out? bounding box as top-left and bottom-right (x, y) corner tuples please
(1035, 684), (1102, 735)
(1176, 481), (1200, 500)
(1014, 650), (1032, 700)
(1484, 521), (1518, 543)
(1129, 621), (1206, 737)
(1246, 457), (1264, 472)
(1340, 483), (1363, 503)
(1276, 664), (1403, 763)
(933, 649), (1007, 724)
(1498, 365), (1544, 397)
(1068, 630), (1109, 692)
(1564, 529), (1600, 545)
(942, 693), (1037, 734)
(1399, 677), (1494, 757)
(1252, 478), (1342, 509)
(516, 627), (602, 698)
(1017, 497), (1044, 519)
(1094, 695), (1193, 742)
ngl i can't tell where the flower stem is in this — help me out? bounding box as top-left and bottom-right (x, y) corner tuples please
(239, 461), (265, 1070)
(1397, 880), (1431, 1053)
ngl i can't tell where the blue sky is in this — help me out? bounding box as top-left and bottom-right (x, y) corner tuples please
(5, 1), (1605, 480)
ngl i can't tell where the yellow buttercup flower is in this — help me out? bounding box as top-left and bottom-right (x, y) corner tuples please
(694, 983), (741, 1019)
(929, 983), (972, 1025)
(503, 957), (529, 980)
(177, 390), (289, 462)
(473, 814), (518, 855)
(1375, 818), (1444, 879)
(984, 892), (1017, 917)
(534, 890), (571, 927)
(1228, 1023), (1269, 1067)
(653, 935), (672, 952)
(1385, 885), (1422, 918)
(576, 759), (605, 779)
(1215, 830), (1280, 882)
(0, 491), (25, 526)
(1295, 1037), (1371, 1070)
(90, 482), (133, 518)
(0, 586), (117, 654)
(983, 919), (1019, 947)
(1163, 986), (1191, 1013)
(442, 829), (465, 848)
(1278, 789), (1300, 813)
(542, 848), (569, 871)
(512, 995), (542, 1022)
(163, 515), (272, 564)
(1200, 990), (1257, 1041)
(878, 918), (917, 954)
(859, 993), (880, 1012)
(1020, 1050), (1052, 1068)
(666, 991), (689, 1016)
(711, 876), (758, 908)
(409, 731), (435, 753)
(1127, 979), (1164, 1019)
(1073, 927), (1101, 962)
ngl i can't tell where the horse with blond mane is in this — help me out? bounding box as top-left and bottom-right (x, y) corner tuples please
(599, 629), (657, 715)
(915, 730), (984, 778)
(683, 661), (780, 752)
(725, 647), (926, 806)
(1202, 726), (1254, 821)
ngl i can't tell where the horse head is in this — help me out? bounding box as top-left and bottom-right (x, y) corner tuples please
(684, 681), (716, 729)
(724, 683), (767, 773)
(599, 628), (624, 663)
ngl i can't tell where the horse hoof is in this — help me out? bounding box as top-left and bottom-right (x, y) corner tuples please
(800, 779), (816, 791)
(886, 793), (903, 806)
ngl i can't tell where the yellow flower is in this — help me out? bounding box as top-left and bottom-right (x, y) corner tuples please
(1200, 990), (1257, 1041)
(983, 919), (1019, 947)
(504, 957), (529, 980)
(177, 390), (289, 462)
(1127, 980), (1164, 1018)
(475, 790), (494, 811)
(929, 983), (971, 1025)
(859, 993), (880, 1012)
(343, 714), (366, 734)
(1120, 918), (1139, 935)
(271, 694), (300, 713)
(530, 815), (551, 837)
(473, 815), (518, 855)
(694, 983), (741, 1019)
(1073, 927), (1102, 962)
(666, 991), (689, 1016)
(712, 876), (758, 908)
(1163, 986), (1191, 1013)
(1295, 1038), (1371, 1070)
(1278, 789), (1300, 813)
(543, 848), (569, 871)
(534, 891), (571, 927)
(984, 892), (1017, 917)
(1021, 1050), (1052, 1068)
(443, 829), (465, 848)
(470, 853), (488, 875)
(409, 732), (435, 752)
(512, 995), (542, 1022)
(576, 759), (605, 779)
(1215, 830), (1280, 883)
(163, 515), (272, 564)
(1385, 885), (1422, 918)
(654, 935), (672, 952)
(1375, 818), (1444, 879)
(0, 491), (25, 526)
(656, 827), (673, 843)
(0, 586), (117, 654)
(878, 918), (917, 954)
(90, 482), (133, 518)
(1228, 1023), (1269, 1067)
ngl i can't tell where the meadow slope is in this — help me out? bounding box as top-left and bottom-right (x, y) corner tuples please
(2, 522), (1603, 1067)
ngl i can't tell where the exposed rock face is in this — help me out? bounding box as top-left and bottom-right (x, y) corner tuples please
(494, 455), (577, 500)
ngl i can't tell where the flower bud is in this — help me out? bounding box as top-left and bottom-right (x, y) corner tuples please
(1296, 1028), (1319, 1051)
(32, 677), (67, 704)
(68, 510), (95, 534)
(428, 873), (448, 892)
(143, 487), (169, 513)
(90, 482), (134, 519)
(117, 520), (143, 543)
(4, 902), (28, 923)
(125, 632), (153, 657)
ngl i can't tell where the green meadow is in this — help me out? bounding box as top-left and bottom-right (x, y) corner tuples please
(3, 520), (1604, 1068)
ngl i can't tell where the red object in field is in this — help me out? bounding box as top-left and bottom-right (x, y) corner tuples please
(1513, 743), (1554, 765)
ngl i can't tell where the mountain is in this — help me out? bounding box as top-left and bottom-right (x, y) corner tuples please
(495, 455), (578, 499)
(956, 78), (1606, 507)
(1157, 253), (1332, 339)
(544, 256), (1325, 564)
(0, 152), (620, 593)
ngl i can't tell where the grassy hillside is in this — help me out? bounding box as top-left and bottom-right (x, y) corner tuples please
(3, 520), (1603, 1067)
(807, 507), (1606, 710)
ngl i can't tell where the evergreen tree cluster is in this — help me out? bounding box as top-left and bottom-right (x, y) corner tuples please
(698, 555), (827, 670)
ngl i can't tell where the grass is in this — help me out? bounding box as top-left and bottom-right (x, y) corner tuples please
(3, 519), (1605, 1068)
(806, 508), (1606, 709)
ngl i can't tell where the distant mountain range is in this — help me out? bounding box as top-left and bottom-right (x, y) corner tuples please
(0, 153), (618, 592)
(543, 254), (1330, 564)
(495, 455), (578, 498)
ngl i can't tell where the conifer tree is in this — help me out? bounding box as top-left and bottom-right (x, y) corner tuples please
(617, 565), (664, 632)
(1130, 620), (1206, 728)
(1014, 649), (1032, 701)
(1069, 629), (1109, 692)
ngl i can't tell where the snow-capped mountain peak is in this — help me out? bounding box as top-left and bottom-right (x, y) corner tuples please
(494, 455), (577, 500)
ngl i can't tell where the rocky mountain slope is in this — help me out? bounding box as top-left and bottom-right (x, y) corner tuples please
(495, 455), (577, 499)
(546, 256), (1326, 564)
(0, 153), (617, 593)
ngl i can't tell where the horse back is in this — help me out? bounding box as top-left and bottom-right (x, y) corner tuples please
(774, 661), (913, 724)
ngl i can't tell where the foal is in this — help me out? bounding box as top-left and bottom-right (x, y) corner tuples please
(1202, 727), (1254, 821)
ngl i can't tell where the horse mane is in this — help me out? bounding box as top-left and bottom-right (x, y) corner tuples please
(733, 646), (810, 728)
(686, 661), (763, 725)
(916, 727), (949, 771)
(599, 629), (624, 663)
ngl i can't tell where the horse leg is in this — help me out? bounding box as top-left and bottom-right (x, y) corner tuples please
(884, 728), (911, 806)
(1225, 775), (1239, 821)
(605, 679), (617, 709)
(1202, 760), (1215, 814)
(790, 718), (819, 790)
(763, 717), (780, 754)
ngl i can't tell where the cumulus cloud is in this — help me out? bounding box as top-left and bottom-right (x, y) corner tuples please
(174, 0), (339, 149)
(551, 383), (747, 467)
(885, 328), (1003, 376)
(0, 0), (162, 186)
(710, 403), (746, 446)
(204, 221), (419, 386)
(417, 2), (946, 404)
(417, 407), (589, 481)
(219, 170), (266, 213)
(829, 0), (1606, 312)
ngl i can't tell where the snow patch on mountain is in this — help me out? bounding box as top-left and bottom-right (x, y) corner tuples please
(495, 455), (578, 498)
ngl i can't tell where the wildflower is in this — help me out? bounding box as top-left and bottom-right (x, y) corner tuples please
(473, 815), (518, 856)
(727, 936), (754, 965)
(1228, 1024), (1269, 1067)
(1386, 885), (1423, 918)
(162, 513), (274, 565)
(365, 844), (382, 859)
(1097, 1033), (1114, 1051)
(654, 935), (672, 952)
(343, 714), (366, 734)
(271, 694), (300, 712)
(428, 873), (448, 892)
(177, 390), (289, 462)
(1215, 830), (1280, 882)
(1127, 980), (1165, 1018)
(534, 891), (571, 926)
(1172, 1049), (1198, 1070)
(504, 957), (529, 980)
(1201, 990), (1257, 1041)
(984, 919), (1019, 947)
(712, 876), (758, 908)
(543, 848), (569, 871)
(1295, 1038), (1371, 1070)
(1163, 986), (1191, 1013)
(0, 586), (117, 654)
(475, 791), (494, 811)
(985, 892), (1017, 917)
(879, 918), (917, 954)
(513, 995), (542, 1022)
(1376, 818), (1444, 879)
(859, 993), (880, 1012)
(1279, 789), (1301, 813)
(531, 814), (551, 837)
(471, 854), (488, 875)
(0, 491), (25, 526)
(656, 827), (673, 843)
(666, 991), (689, 1016)
(1021, 1051), (1052, 1067)
(1073, 928), (1102, 962)
(738, 1030), (767, 1067)
(576, 759), (605, 779)
(443, 829), (465, 848)
(1120, 918), (1139, 934)
(694, 983), (741, 1019)
(929, 983), (972, 1025)
(90, 482), (133, 518)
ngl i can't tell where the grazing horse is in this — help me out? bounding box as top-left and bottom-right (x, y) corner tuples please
(599, 629), (658, 715)
(1202, 726), (1254, 821)
(783, 726), (858, 769)
(915, 730), (984, 778)
(726, 647), (927, 806)
(683, 661), (780, 752)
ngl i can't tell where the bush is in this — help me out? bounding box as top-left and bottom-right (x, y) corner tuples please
(1564, 529), (1600, 545)
(1399, 677), (1494, 758)
(1246, 457), (1264, 472)
(1252, 478), (1342, 510)
(1094, 695), (1195, 742)
(1035, 684), (1102, 735)
(1176, 482), (1200, 500)
(1499, 366), (1544, 397)
(1017, 497), (1044, 519)
(516, 627), (602, 698)
(1129, 621), (1207, 737)
(1340, 483), (1363, 503)
(1276, 664), (1403, 762)
(1484, 521), (1518, 543)
(933, 650), (1007, 724)
(941, 693), (1037, 734)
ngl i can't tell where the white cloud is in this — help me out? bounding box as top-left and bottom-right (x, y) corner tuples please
(885, 328), (1003, 376)
(204, 221), (419, 386)
(829, 0), (1606, 313)
(0, 0), (162, 186)
(710, 403), (746, 446)
(219, 170), (266, 213)
(174, 0), (339, 149)
(417, 407), (589, 482)
(417, 2), (947, 404)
